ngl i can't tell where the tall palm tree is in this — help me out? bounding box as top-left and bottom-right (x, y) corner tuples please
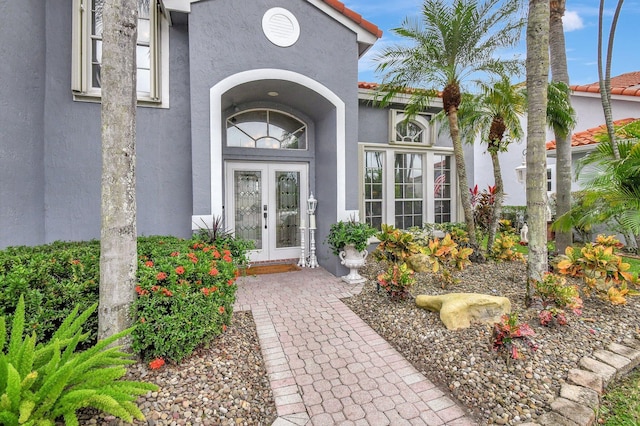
(456, 77), (526, 251)
(374, 0), (525, 253)
(549, 0), (574, 253)
(525, 0), (550, 303)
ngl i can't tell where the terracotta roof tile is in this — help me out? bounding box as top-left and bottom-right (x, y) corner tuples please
(570, 71), (640, 97)
(358, 81), (444, 97)
(322, 0), (383, 38)
(546, 117), (638, 150)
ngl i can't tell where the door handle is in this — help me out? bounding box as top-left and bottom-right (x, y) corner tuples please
(263, 205), (268, 229)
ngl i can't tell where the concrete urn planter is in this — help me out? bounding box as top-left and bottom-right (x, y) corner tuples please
(338, 244), (368, 284)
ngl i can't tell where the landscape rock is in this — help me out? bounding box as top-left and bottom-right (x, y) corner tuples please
(415, 292), (511, 330)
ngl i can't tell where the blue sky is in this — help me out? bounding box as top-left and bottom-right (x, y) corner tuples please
(350, 1), (640, 87)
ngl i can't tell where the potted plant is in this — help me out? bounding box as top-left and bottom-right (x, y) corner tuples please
(326, 220), (377, 284)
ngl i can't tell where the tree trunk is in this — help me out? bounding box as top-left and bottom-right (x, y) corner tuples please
(525, 0), (550, 305)
(598, 0), (624, 160)
(99, 0), (138, 347)
(487, 149), (503, 253)
(549, 0), (573, 254)
(447, 107), (479, 253)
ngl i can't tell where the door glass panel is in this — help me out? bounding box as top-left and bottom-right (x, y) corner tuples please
(275, 171), (300, 248)
(234, 171), (262, 249)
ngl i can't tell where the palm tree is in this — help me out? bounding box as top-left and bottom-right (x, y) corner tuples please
(549, 0), (574, 254)
(374, 0), (525, 253)
(455, 77), (526, 252)
(525, 0), (550, 303)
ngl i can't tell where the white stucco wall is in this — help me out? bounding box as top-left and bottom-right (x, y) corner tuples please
(472, 91), (640, 207)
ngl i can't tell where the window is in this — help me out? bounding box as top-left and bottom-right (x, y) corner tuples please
(226, 109), (307, 150)
(389, 110), (434, 146)
(433, 155), (452, 223)
(547, 167), (553, 192)
(362, 147), (454, 229)
(72, 0), (168, 104)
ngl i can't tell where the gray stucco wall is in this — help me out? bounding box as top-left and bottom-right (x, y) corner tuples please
(0, 0), (194, 248)
(0, 0), (46, 247)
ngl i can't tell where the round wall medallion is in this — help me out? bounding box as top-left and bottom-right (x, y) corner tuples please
(262, 7), (300, 48)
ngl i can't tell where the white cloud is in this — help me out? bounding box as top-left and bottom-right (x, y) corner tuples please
(563, 10), (584, 32)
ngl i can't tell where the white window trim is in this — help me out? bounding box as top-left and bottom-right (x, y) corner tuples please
(389, 109), (435, 146)
(358, 143), (456, 228)
(71, 0), (170, 108)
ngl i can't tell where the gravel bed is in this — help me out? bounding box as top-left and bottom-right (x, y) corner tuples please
(72, 311), (277, 426)
(343, 259), (640, 425)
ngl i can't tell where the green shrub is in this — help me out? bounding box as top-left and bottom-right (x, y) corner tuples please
(132, 241), (238, 362)
(0, 242), (100, 349)
(0, 296), (157, 425)
(1, 235), (249, 363)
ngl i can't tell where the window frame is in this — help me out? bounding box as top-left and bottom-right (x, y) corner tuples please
(225, 108), (308, 150)
(71, 0), (170, 107)
(359, 144), (456, 229)
(388, 109), (435, 146)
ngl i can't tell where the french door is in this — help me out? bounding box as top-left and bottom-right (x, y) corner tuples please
(225, 162), (308, 262)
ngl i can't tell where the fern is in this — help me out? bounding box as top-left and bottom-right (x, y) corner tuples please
(0, 295), (158, 424)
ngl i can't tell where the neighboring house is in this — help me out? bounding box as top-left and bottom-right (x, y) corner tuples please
(472, 72), (640, 208)
(0, 0), (456, 276)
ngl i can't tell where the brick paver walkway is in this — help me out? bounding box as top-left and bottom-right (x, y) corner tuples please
(234, 267), (477, 426)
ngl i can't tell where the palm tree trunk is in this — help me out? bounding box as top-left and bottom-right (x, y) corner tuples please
(487, 150), (503, 252)
(549, 0), (573, 254)
(525, 0), (550, 305)
(598, 0), (624, 160)
(447, 108), (478, 252)
(99, 0), (138, 346)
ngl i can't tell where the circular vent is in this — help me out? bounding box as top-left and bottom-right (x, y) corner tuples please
(262, 7), (300, 48)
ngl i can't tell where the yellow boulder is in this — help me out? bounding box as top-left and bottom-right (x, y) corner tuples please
(416, 293), (511, 330)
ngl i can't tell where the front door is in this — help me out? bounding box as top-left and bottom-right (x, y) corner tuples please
(225, 162), (308, 262)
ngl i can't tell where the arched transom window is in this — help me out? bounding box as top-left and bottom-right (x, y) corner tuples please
(390, 110), (433, 146)
(226, 109), (307, 150)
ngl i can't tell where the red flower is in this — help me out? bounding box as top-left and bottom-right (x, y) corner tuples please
(223, 254), (232, 263)
(170, 251), (180, 257)
(222, 324), (227, 332)
(227, 279), (235, 286)
(149, 358), (165, 370)
(145, 260), (154, 267)
(209, 268), (219, 276)
(211, 286), (218, 292)
(201, 287), (210, 296)
(156, 272), (167, 281)
(71, 259), (81, 265)
(187, 253), (198, 263)
(151, 285), (159, 292)
(162, 288), (173, 297)
(140, 317), (146, 323)
(218, 306), (225, 314)
(213, 250), (221, 259)
(135, 285), (149, 296)
(175, 266), (185, 275)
